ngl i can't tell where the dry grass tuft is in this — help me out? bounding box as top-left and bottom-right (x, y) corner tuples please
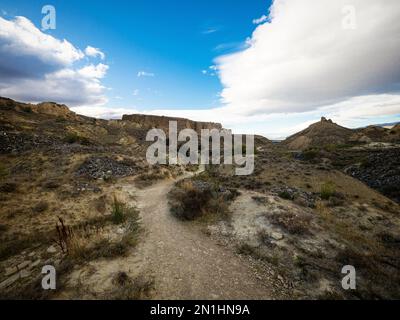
(269, 211), (312, 235)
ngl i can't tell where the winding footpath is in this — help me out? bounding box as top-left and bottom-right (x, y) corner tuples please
(123, 171), (273, 299)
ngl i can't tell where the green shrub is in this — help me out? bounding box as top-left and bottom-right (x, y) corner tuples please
(320, 182), (336, 200)
(55, 117), (67, 123)
(111, 196), (140, 225)
(91, 205), (141, 259)
(302, 149), (320, 161)
(0, 164), (8, 179)
(21, 106), (32, 113)
(111, 196), (126, 224)
(323, 144), (338, 152)
(278, 190), (293, 200)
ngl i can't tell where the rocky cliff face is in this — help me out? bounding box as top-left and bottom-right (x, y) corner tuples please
(122, 114), (222, 134)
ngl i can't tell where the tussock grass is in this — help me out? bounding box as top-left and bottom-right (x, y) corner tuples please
(111, 195), (125, 224)
(111, 195), (140, 225)
(55, 197), (141, 261)
(0, 164), (9, 179)
(320, 181), (336, 200)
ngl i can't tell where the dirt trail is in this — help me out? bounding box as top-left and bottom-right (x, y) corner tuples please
(124, 171), (274, 300)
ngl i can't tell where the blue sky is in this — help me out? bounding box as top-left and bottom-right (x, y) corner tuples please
(0, 0), (269, 110)
(0, 0), (399, 138)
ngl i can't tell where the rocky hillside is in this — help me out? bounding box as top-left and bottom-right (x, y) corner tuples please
(0, 97), (77, 119)
(352, 124), (400, 143)
(0, 97), (223, 154)
(283, 117), (400, 150)
(283, 117), (354, 150)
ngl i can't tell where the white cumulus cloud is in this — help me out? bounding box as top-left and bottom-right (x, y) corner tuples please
(78, 63), (109, 79)
(0, 16), (83, 67)
(217, 0), (400, 118)
(0, 16), (109, 107)
(85, 46), (105, 60)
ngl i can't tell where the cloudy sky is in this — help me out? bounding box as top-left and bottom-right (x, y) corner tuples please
(0, 0), (399, 138)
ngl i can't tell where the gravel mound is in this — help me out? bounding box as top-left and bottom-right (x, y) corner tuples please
(76, 156), (138, 179)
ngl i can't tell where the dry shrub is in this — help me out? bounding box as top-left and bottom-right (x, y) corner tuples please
(236, 241), (280, 265)
(54, 218), (99, 258)
(269, 211), (312, 235)
(63, 132), (91, 145)
(168, 179), (225, 220)
(105, 272), (154, 300)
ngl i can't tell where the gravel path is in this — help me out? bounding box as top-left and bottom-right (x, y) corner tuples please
(125, 171), (274, 300)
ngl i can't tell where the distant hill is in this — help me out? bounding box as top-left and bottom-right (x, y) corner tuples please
(367, 121), (400, 129)
(351, 124), (400, 144)
(282, 117), (353, 150)
(282, 117), (400, 150)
